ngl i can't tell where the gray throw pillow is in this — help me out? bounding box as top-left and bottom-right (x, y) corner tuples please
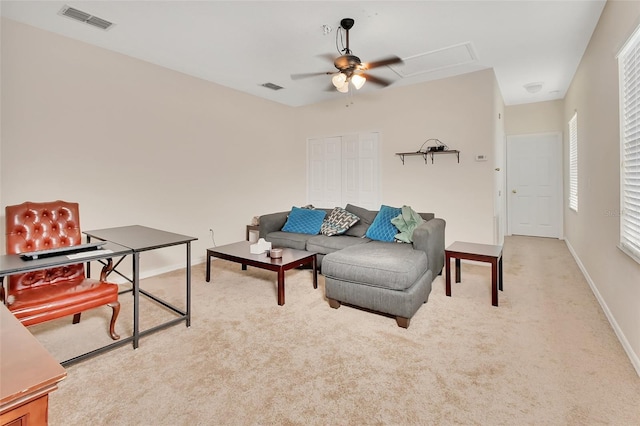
(344, 204), (378, 237)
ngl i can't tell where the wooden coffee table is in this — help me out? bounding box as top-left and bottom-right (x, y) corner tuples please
(445, 241), (503, 306)
(206, 241), (317, 306)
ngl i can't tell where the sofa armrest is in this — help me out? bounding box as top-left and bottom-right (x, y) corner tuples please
(258, 211), (290, 238)
(412, 218), (446, 276)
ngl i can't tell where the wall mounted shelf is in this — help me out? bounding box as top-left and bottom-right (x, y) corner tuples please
(396, 150), (460, 165)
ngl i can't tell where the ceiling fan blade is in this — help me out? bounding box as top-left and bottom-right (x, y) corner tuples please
(318, 53), (337, 64)
(290, 71), (333, 80)
(361, 73), (392, 87)
(363, 56), (403, 70)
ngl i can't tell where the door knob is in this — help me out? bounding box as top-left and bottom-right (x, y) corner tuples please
(512, 189), (517, 194)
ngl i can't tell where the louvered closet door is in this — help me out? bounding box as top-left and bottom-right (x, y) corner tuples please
(308, 137), (342, 207)
(307, 133), (380, 209)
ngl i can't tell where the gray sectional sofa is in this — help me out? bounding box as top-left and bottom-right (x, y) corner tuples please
(259, 204), (446, 328)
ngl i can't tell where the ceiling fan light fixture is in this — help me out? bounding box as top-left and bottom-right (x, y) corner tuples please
(336, 82), (349, 93)
(351, 74), (366, 90)
(332, 72), (347, 88)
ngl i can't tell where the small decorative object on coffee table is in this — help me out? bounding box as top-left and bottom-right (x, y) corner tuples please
(206, 241), (317, 305)
(445, 241), (503, 306)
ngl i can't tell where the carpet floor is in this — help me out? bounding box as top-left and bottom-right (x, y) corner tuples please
(29, 235), (640, 425)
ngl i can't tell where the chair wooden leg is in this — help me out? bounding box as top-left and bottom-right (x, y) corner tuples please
(72, 313), (81, 324)
(108, 301), (120, 340)
(328, 298), (341, 309)
(395, 316), (410, 329)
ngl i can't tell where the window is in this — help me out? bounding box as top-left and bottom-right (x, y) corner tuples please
(568, 112), (578, 212)
(618, 27), (640, 262)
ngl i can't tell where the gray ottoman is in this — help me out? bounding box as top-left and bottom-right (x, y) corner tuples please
(322, 241), (432, 328)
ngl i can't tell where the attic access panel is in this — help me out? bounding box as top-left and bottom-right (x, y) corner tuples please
(389, 42), (477, 78)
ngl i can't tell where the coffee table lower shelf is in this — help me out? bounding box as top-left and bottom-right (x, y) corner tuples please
(206, 241), (317, 305)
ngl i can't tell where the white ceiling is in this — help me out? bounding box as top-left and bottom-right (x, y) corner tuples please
(1, 1), (606, 108)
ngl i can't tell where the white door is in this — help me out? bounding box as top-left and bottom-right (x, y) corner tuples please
(308, 137), (342, 207)
(307, 133), (380, 209)
(507, 133), (562, 238)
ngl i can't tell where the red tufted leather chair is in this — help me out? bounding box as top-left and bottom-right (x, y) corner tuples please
(3, 200), (120, 339)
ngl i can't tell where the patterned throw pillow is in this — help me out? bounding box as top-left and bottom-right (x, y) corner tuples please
(321, 207), (360, 236)
(365, 205), (402, 242)
(281, 206), (326, 235)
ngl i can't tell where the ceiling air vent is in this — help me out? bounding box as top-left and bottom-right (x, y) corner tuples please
(58, 5), (114, 31)
(261, 83), (284, 91)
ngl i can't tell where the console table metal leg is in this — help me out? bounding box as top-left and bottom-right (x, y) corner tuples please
(133, 252), (140, 349)
(205, 250), (211, 282)
(186, 242), (191, 327)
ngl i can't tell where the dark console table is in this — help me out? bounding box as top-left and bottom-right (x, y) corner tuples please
(85, 225), (197, 349)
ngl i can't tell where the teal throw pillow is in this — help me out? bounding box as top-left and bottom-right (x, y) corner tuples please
(281, 206), (326, 235)
(365, 205), (402, 241)
(321, 207), (360, 236)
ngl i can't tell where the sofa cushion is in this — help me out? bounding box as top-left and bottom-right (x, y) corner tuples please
(306, 234), (371, 255)
(322, 242), (428, 291)
(365, 205), (402, 242)
(265, 231), (311, 250)
(321, 207), (360, 236)
(344, 204), (377, 237)
(281, 206), (326, 235)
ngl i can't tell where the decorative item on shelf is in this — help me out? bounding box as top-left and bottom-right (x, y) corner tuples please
(396, 138), (460, 165)
(251, 216), (260, 226)
(418, 138), (449, 153)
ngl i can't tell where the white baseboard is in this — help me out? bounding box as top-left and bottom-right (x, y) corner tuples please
(565, 239), (640, 377)
(107, 254), (207, 284)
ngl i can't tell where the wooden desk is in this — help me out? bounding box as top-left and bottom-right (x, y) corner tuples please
(0, 305), (66, 425)
(445, 241), (503, 306)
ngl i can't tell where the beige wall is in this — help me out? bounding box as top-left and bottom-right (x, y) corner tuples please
(294, 68), (502, 246)
(505, 100), (564, 135)
(563, 0), (640, 375)
(0, 18), (303, 271)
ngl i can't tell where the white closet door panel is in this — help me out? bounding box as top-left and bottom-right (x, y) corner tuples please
(307, 133), (380, 209)
(357, 133), (380, 210)
(342, 134), (360, 206)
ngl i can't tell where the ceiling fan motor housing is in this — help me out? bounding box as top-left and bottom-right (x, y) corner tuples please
(340, 18), (355, 30)
(334, 54), (362, 72)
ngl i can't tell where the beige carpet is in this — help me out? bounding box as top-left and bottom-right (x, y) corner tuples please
(30, 236), (640, 425)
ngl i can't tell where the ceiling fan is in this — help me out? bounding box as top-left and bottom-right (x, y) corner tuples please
(291, 18), (403, 93)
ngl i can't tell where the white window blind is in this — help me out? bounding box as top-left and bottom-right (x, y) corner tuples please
(619, 27), (640, 262)
(569, 113), (578, 212)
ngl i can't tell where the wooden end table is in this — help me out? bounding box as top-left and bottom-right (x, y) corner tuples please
(206, 241), (317, 306)
(445, 241), (503, 306)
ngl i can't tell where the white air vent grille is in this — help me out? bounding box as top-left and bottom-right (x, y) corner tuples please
(59, 5), (114, 31)
(261, 83), (284, 91)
